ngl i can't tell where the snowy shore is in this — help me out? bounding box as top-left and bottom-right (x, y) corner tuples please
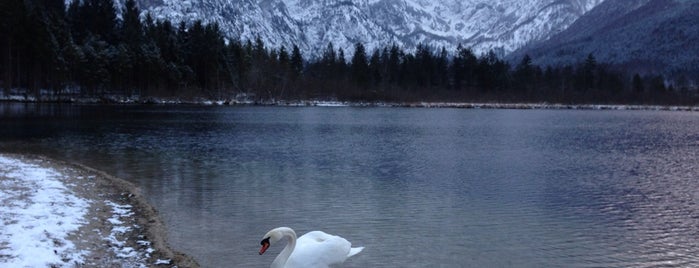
(1, 92), (697, 111)
(0, 154), (198, 267)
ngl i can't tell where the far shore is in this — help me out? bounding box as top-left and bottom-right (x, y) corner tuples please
(1, 94), (698, 112)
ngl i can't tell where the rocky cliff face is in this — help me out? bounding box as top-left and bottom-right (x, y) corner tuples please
(135, 0), (604, 58)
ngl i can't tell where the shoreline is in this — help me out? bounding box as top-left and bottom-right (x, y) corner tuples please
(0, 94), (697, 112)
(0, 153), (199, 267)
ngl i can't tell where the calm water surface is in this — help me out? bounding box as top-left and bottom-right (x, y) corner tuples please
(2, 104), (699, 267)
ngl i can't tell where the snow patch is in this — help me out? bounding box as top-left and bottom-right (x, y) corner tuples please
(104, 200), (154, 265)
(155, 258), (172, 265)
(0, 155), (90, 267)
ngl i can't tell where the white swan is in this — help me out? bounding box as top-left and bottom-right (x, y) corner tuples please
(259, 227), (364, 268)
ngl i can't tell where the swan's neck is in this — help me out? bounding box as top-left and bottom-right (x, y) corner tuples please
(271, 228), (297, 268)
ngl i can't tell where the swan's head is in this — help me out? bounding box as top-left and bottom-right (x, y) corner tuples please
(259, 227), (288, 255)
(259, 237), (271, 255)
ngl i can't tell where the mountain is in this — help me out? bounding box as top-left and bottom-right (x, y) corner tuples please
(135, 0), (604, 59)
(511, 0), (699, 78)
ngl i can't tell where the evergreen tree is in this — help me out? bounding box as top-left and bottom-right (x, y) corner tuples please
(80, 36), (111, 94)
(414, 44), (432, 87)
(369, 49), (382, 87)
(290, 45), (303, 77)
(337, 48), (346, 67)
(596, 67), (623, 96)
(648, 75), (666, 93)
(514, 54), (534, 93)
(1, 0), (694, 104)
(451, 45), (478, 91)
(387, 44), (402, 84)
(253, 36), (266, 60)
(350, 42), (370, 90)
(632, 73), (644, 93)
(278, 46), (290, 67)
(66, 0), (86, 42)
(435, 47), (448, 88)
(476, 51), (497, 91)
(83, 0), (118, 43)
(121, 0), (142, 45)
(336, 48), (348, 81)
(576, 53), (596, 91)
(379, 46), (390, 82)
(321, 42), (337, 66)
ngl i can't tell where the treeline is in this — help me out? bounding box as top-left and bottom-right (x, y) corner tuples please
(1, 0), (696, 104)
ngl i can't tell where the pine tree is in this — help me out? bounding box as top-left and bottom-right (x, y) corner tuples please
(350, 43), (369, 90)
(648, 75), (666, 93)
(514, 54), (534, 93)
(414, 44), (432, 87)
(632, 73), (644, 93)
(369, 49), (382, 87)
(83, 0), (117, 43)
(577, 53), (596, 91)
(290, 45), (303, 77)
(435, 47), (448, 88)
(278, 46), (289, 67)
(337, 48), (346, 67)
(66, 0), (86, 42)
(321, 42), (336, 66)
(122, 0), (142, 46)
(253, 36), (266, 60)
(387, 44), (401, 84)
(452, 45), (477, 90)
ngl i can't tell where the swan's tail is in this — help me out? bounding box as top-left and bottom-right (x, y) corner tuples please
(348, 246), (364, 257)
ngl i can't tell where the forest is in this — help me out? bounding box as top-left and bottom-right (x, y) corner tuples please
(1, 0), (697, 105)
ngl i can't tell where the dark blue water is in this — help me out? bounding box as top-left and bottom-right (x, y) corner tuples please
(2, 103), (699, 267)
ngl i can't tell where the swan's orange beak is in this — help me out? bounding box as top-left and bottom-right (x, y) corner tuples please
(259, 238), (270, 255)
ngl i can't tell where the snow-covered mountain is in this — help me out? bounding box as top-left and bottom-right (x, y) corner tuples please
(511, 0), (699, 78)
(136, 0), (604, 59)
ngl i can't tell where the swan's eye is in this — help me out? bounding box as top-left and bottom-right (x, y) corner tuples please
(260, 237), (270, 246)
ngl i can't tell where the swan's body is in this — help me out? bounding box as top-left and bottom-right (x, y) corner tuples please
(259, 227), (364, 268)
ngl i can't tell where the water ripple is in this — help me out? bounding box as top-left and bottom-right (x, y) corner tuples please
(2, 105), (699, 267)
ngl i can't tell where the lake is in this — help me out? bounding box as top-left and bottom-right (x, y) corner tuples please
(1, 103), (699, 267)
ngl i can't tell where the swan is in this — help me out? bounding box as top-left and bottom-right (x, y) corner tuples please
(259, 227), (364, 268)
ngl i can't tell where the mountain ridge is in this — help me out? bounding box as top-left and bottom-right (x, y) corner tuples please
(135, 0), (603, 59)
(511, 0), (699, 80)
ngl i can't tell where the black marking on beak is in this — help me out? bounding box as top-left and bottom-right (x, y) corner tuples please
(259, 237), (271, 255)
